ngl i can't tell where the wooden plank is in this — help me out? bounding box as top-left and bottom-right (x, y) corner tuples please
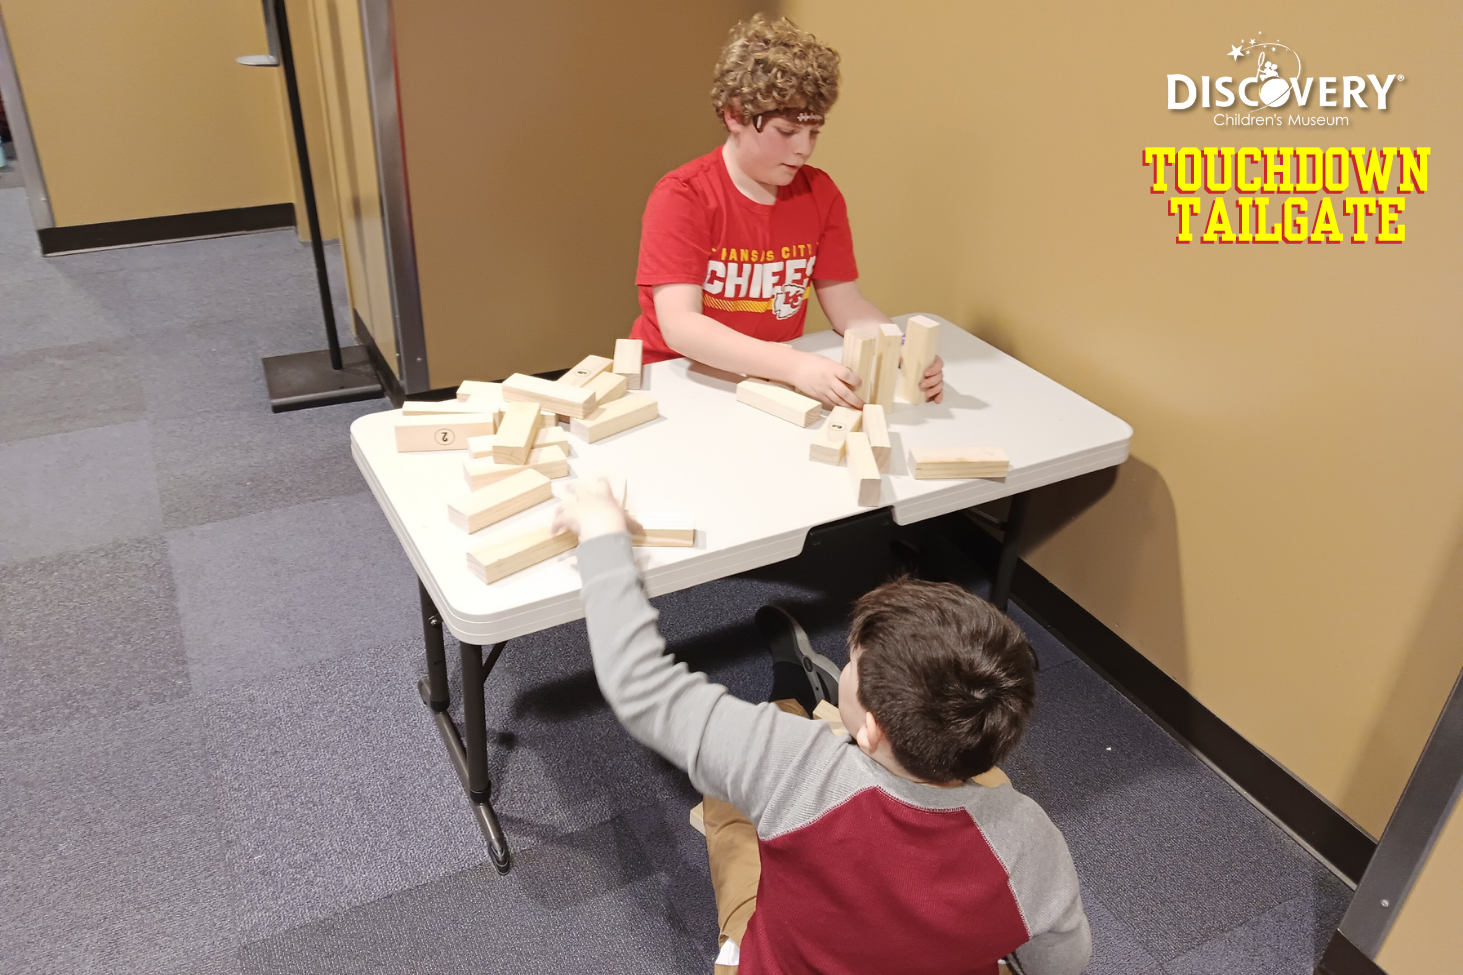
(846, 432), (882, 506)
(582, 370), (627, 408)
(492, 401), (543, 465)
(870, 322), (903, 409)
(813, 699), (849, 737)
(468, 425), (567, 459)
(628, 512), (695, 547)
(736, 380), (820, 427)
(557, 355), (613, 388)
(689, 802), (706, 836)
(809, 406), (862, 465)
(841, 329), (877, 403)
(613, 338), (643, 390)
(401, 398), (495, 417)
(910, 446), (1010, 479)
(466, 524), (577, 584)
(861, 404), (890, 472)
(394, 414), (497, 452)
(456, 380), (502, 402)
(502, 372), (598, 419)
(463, 445), (569, 490)
(898, 315), (939, 404)
(569, 393), (658, 443)
(447, 468), (553, 533)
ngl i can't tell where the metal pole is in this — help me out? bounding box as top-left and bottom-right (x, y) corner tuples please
(272, 0), (343, 371)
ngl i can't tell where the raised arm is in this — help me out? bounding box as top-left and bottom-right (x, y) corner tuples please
(558, 483), (839, 821)
(655, 283), (864, 409)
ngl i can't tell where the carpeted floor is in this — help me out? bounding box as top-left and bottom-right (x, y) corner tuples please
(0, 185), (1351, 973)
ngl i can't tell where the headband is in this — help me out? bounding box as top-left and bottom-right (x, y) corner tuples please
(753, 108), (825, 131)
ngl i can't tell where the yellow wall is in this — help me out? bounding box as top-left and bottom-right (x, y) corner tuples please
(1376, 794), (1463, 973)
(280, 0), (340, 241)
(786, 1), (1463, 835)
(1, 0), (296, 226)
(390, 0), (763, 388)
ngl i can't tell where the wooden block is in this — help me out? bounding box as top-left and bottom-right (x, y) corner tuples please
(898, 315), (940, 404)
(910, 447), (1010, 479)
(870, 322), (903, 409)
(463, 445), (569, 490)
(468, 426), (565, 459)
(456, 380), (502, 402)
(492, 401), (543, 465)
(841, 330), (877, 402)
(557, 355), (613, 388)
(394, 414), (497, 452)
(861, 404), (890, 472)
(569, 393), (658, 443)
(447, 468), (553, 533)
(582, 370), (627, 407)
(736, 380), (820, 427)
(809, 406), (862, 465)
(846, 432), (882, 507)
(502, 372), (598, 419)
(812, 699), (849, 737)
(466, 525), (577, 584)
(401, 398), (494, 417)
(628, 512), (695, 547)
(613, 338), (643, 390)
(689, 802), (706, 836)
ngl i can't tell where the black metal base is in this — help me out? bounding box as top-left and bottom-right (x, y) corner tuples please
(262, 345), (383, 413)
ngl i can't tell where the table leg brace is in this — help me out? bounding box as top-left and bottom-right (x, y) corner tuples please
(416, 584), (512, 873)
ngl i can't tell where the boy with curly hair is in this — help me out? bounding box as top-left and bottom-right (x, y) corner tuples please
(556, 481), (1092, 974)
(631, 15), (944, 408)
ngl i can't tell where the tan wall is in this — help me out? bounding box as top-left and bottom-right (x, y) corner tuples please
(786, 0), (1463, 835)
(390, 0), (763, 388)
(281, 0), (339, 241)
(1376, 794), (1463, 973)
(1, 0), (295, 226)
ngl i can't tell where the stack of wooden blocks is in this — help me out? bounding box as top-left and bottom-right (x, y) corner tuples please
(735, 315), (1008, 507)
(389, 339), (696, 586)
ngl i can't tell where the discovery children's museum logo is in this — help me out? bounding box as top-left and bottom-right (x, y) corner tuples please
(1166, 33), (1402, 127)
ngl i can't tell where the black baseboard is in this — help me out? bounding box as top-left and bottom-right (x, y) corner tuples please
(937, 510), (1377, 885)
(39, 203), (295, 255)
(1316, 932), (1384, 975)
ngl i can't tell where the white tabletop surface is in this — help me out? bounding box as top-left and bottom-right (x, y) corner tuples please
(350, 315), (1131, 645)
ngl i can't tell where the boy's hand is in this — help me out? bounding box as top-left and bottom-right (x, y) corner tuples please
(921, 355), (945, 404)
(553, 478), (628, 542)
(791, 351), (864, 410)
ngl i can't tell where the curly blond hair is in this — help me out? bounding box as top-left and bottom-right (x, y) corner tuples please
(710, 15), (840, 126)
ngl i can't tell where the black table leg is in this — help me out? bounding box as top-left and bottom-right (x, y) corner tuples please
(989, 491), (1031, 614)
(416, 584), (512, 873)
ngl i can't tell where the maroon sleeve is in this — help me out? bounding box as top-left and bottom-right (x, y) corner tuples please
(636, 178), (711, 287)
(811, 179), (858, 282)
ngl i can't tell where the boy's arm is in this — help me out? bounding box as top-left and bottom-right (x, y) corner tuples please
(574, 529), (837, 818)
(654, 283), (864, 410)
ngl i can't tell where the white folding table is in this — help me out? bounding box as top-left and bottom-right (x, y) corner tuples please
(350, 315), (1131, 870)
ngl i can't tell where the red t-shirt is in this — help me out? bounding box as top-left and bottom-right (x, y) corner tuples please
(631, 147), (859, 363)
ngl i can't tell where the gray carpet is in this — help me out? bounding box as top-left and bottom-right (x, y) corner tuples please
(0, 185), (1350, 973)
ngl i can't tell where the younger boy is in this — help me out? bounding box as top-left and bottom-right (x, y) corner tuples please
(632, 15), (944, 409)
(556, 481), (1092, 975)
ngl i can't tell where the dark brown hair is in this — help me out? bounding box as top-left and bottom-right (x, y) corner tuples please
(850, 579), (1035, 781)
